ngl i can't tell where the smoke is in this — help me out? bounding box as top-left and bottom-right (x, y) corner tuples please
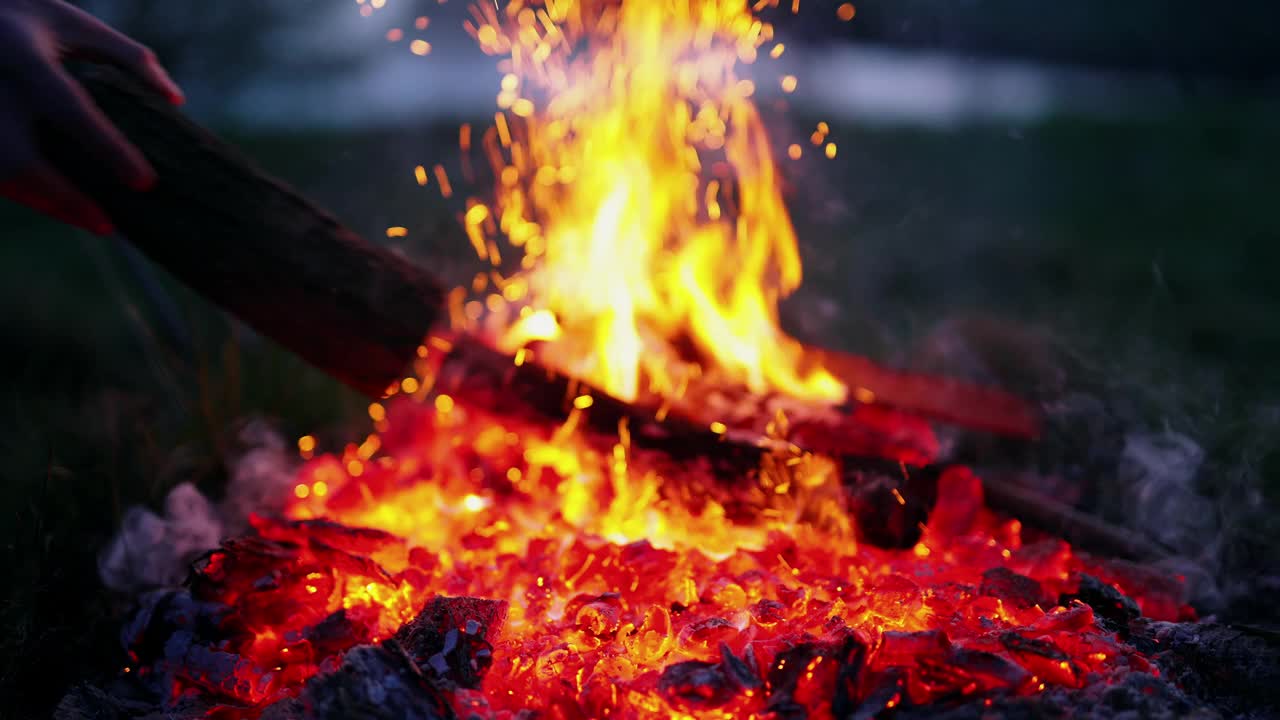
(99, 420), (297, 593)
(1118, 431), (1214, 557)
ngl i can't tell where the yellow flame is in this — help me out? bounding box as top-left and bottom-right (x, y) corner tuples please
(466, 0), (845, 406)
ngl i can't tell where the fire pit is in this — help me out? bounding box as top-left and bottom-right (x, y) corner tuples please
(53, 1), (1280, 719)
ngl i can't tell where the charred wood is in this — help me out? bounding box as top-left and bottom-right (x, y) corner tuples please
(981, 474), (1176, 563)
(62, 68), (1161, 560)
(259, 644), (452, 720)
(53, 66), (446, 397)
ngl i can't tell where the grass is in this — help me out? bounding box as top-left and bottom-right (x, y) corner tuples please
(1, 103), (1278, 717)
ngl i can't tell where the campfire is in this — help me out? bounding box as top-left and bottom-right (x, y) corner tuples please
(55, 2), (1278, 719)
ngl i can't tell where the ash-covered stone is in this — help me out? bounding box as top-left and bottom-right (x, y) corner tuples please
(886, 671), (1223, 720)
(55, 684), (160, 720)
(393, 595), (508, 690)
(260, 644), (449, 720)
(120, 588), (231, 667)
(1134, 620), (1280, 719)
(55, 682), (218, 720)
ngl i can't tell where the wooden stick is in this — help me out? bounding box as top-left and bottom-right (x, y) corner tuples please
(981, 474), (1175, 563)
(49, 66), (446, 397)
(807, 346), (1040, 439)
(55, 67), (1161, 561)
(429, 336), (1172, 560)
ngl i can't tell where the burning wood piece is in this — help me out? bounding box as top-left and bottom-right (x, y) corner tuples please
(55, 66), (1140, 560)
(53, 12), (1254, 720)
(981, 473), (1176, 563)
(806, 346), (1041, 439)
(53, 66), (447, 398)
(59, 64), (1039, 442)
(260, 644), (451, 720)
(62, 387), (1248, 720)
(1131, 621), (1280, 718)
(393, 596), (506, 690)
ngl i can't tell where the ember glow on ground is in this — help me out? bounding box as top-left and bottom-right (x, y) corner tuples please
(176, 390), (1183, 715)
(133, 0), (1187, 716)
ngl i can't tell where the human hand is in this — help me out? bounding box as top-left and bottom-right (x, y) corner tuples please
(0, 0), (183, 235)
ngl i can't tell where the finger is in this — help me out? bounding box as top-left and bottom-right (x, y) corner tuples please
(25, 61), (156, 191)
(0, 163), (114, 236)
(52, 2), (184, 105)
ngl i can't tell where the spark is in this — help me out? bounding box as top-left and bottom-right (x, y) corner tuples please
(433, 164), (453, 197)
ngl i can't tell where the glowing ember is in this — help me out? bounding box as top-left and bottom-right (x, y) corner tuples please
(155, 393), (1183, 716)
(109, 1), (1190, 718)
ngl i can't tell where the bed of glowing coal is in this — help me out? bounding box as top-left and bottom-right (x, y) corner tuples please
(52, 0), (1280, 715)
(57, 389), (1280, 720)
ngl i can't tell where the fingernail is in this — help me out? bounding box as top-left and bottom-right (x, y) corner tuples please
(151, 60), (186, 106)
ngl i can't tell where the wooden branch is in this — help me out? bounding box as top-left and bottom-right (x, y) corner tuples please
(53, 67), (1159, 561)
(49, 66), (446, 397)
(806, 346), (1040, 439)
(427, 336), (1167, 560)
(981, 474), (1175, 563)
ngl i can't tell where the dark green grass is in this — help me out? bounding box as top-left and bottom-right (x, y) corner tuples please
(1, 103), (1278, 716)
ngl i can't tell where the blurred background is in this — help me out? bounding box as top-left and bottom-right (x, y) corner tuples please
(1, 1), (1277, 716)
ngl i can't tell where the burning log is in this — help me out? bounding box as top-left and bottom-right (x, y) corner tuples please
(981, 474), (1176, 563)
(47, 0), (1275, 715)
(42, 64), (961, 549)
(806, 346), (1039, 439)
(50, 66), (447, 398)
(55, 69), (1162, 560)
(57, 66), (1038, 438)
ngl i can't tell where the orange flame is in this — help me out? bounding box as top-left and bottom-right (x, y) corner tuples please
(132, 4), (1187, 716)
(462, 0), (845, 406)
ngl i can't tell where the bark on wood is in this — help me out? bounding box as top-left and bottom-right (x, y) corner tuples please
(432, 336), (1158, 559)
(61, 68), (1036, 437)
(57, 67), (1151, 560)
(807, 346), (1039, 438)
(51, 66), (446, 397)
(981, 474), (1176, 563)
